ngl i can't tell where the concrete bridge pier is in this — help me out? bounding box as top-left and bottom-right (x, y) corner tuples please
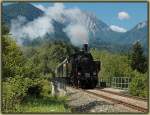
(51, 78), (67, 97)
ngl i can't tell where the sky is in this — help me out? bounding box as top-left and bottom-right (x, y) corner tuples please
(3, 2), (148, 32)
(31, 2), (147, 32)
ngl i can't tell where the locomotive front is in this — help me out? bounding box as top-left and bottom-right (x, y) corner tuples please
(74, 44), (101, 89)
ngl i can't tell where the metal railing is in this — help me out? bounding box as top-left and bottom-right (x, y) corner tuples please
(112, 77), (131, 90)
(99, 77), (131, 90)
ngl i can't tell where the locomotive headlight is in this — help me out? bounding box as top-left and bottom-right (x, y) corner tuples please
(93, 72), (96, 75)
(78, 72), (81, 75)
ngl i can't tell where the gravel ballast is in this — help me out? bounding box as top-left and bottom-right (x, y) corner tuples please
(66, 87), (142, 113)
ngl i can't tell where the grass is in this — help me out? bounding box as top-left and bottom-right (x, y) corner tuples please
(16, 96), (71, 113)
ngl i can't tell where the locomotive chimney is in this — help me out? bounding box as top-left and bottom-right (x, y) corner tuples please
(83, 43), (88, 52)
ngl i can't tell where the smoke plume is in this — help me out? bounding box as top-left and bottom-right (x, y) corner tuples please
(63, 24), (89, 46)
(10, 3), (89, 46)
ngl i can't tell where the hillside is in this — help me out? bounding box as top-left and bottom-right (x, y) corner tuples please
(2, 3), (44, 26)
(119, 21), (147, 47)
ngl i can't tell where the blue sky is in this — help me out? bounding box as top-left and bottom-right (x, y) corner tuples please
(3, 2), (147, 32)
(31, 2), (147, 31)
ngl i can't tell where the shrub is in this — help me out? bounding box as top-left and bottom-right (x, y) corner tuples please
(40, 79), (52, 97)
(26, 78), (52, 98)
(2, 76), (32, 112)
(2, 76), (52, 113)
(26, 85), (42, 98)
(129, 71), (148, 98)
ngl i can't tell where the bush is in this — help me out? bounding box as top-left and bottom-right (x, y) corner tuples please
(40, 79), (52, 97)
(2, 76), (52, 113)
(129, 71), (148, 98)
(2, 76), (32, 112)
(27, 85), (42, 98)
(26, 78), (51, 98)
(2, 35), (26, 80)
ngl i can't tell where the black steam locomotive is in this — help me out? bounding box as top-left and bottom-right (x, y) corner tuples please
(55, 44), (101, 89)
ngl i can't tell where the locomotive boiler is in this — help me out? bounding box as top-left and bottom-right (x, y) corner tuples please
(55, 44), (101, 89)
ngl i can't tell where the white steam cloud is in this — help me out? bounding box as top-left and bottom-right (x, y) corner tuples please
(64, 25), (89, 46)
(10, 3), (89, 46)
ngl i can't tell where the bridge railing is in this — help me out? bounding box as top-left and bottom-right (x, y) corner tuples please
(111, 77), (131, 90)
(98, 77), (131, 90)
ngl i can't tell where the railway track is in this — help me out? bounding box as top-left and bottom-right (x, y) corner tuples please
(96, 88), (148, 102)
(84, 89), (148, 113)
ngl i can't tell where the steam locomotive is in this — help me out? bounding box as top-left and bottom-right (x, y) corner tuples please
(55, 44), (101, 89)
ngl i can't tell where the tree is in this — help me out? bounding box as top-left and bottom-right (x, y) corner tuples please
(2, 22), (9, 35)
(130, 41), (147, 73)
(129, 71), (148, 98)
(1, 24), (25, 80)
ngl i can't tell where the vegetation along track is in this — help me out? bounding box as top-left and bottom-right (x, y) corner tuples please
(84, 89), (148, 113)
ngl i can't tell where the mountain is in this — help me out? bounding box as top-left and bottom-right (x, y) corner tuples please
(78, 11), (124, 52)
(82, 11), (122, 43)
(2, 3), (147, 53)
(117, 21), (148, 52)
(2, 3), (44, 26)
(119, 21), (147, 45)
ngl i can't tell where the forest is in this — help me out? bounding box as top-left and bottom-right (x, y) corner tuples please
(1, 23), (148, 113)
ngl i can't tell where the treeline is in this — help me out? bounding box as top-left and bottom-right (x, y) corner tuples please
(91, 42), (148, 98)
(1, 24), (76, 112)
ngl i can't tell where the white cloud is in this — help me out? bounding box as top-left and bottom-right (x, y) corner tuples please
(11, 15), (54, 41)
(34, 4), (46, 11)
(45, 3), (65, 22)
(118, 11), (130, 20)
(110, 25), (127, 33)
(10, 3), (90, 46)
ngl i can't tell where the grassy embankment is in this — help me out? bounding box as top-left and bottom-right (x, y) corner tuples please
(16, 96), (70, 113)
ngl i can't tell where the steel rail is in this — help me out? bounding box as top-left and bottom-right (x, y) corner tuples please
(96, 88), (148, 102)
(84, 90), (148, 113)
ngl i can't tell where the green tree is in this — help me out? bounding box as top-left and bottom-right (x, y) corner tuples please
(130, 41), (147, 73)
(2, 22), (9, 35)
(1, 23), (31, 112)
(2, 24), (26, 80)
(129, 71), (148, 98)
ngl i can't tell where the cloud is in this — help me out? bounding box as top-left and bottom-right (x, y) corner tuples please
(10, 3), (89, 46)
(45, 3), (65, 22)
(110, 25), (127, 32)
(118, 11), (130, 20)
(34, 4), (46, 11)
(10, 15), (54, 41)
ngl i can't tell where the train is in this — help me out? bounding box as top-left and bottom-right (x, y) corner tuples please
(55, 44), (101, 89)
